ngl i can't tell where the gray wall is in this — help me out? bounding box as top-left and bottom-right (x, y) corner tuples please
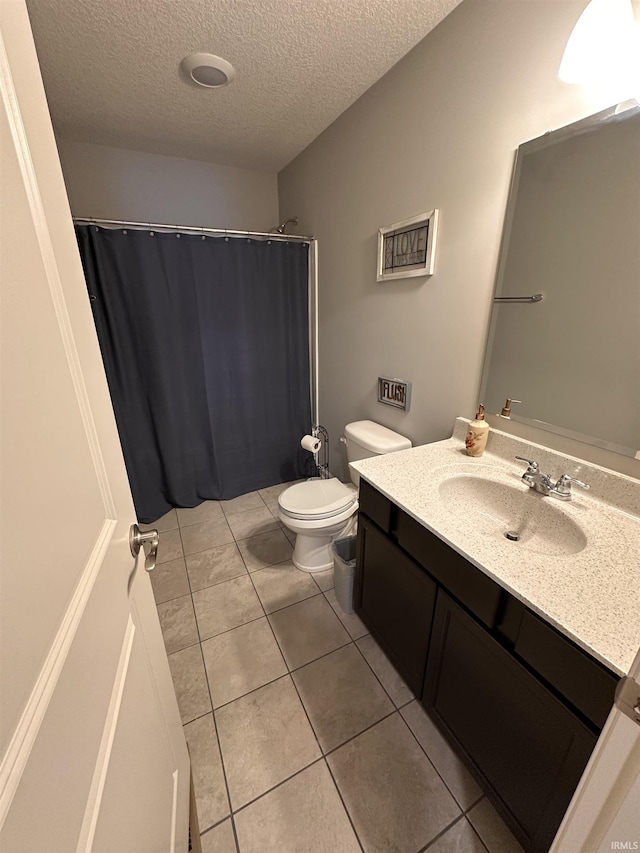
(57, 138), (279, 232)
(279, 0), (638, 478)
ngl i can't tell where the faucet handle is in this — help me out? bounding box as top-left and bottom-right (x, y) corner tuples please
(555, 474), (590, 496)
(515, 456), (539, 473)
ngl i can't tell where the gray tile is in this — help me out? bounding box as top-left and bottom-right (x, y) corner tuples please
(215, 676), (321, 809)
(186, 542), (247, 592)
(180, 516), (234, 555)
(149, 556), (190, 605)
(260, 495), (281, 515)
(201, 617), (287, 708)
(401, 700), (483, 811)
(157, 594), (199, 654)
(258, 481), (296, 502)
(468, 799), (525, 853)
(226, 507), (279, 540)
(293, 644), (393, 752)
(234, 760), (360, 853)
(236, 528), (293, 572)
(357, 634), (413, 708)
(139, 508), (178, 533)
(157, 528), (183, 564)
(282, 527), (297, 547)
(312, 568), (335, 591)
(221, 491), (266, 516)
(260, 489), (293, 517)
(328, 714), (460, 853)
(258, 481), (303, 515)
(176, 500), (224, 527)
(325, 588), (368, 640)
(167, 645), (211, 724)
(268, 594), (351, 670)
(184, 713), (229, 832)
(200, 819), (236, 853)
(428, 818), (488, 853)
(192, 575), (263, 640)
(251, 561), (320, 614)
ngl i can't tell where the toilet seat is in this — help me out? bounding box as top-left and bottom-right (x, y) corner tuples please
(278, 478), (357, 521)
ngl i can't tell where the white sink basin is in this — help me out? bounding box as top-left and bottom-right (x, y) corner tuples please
(438, 473), (588, 557)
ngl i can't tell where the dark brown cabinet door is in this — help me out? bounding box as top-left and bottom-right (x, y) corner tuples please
(423, 591), (596, 853)
(355, 514), (436, 695)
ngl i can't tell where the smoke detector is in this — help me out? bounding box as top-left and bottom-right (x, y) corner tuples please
(180, 53), (235, 88)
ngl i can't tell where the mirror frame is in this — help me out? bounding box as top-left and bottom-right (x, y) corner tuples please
(479, 99), (640, 459)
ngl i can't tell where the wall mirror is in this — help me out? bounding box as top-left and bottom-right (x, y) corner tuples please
(480, 102), (640, 459)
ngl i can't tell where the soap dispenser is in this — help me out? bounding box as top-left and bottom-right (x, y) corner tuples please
(499, 398), (521, 419)
(465, 404), (489, 457)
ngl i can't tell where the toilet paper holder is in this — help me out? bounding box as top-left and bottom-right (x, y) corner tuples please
(313, 424), (329, 479)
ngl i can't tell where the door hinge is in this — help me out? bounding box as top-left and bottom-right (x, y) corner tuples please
(614, 675), (640, 725)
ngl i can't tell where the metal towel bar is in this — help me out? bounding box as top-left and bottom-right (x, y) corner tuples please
(494, 293), (543, 303)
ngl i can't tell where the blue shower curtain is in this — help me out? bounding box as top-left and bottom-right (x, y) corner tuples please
(76, 226), (312, 523)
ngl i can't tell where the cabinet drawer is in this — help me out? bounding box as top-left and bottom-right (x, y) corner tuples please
(397, 511), (502, 628)
(495, 593), (526, 645)
(515, 611), (618, 729)
(358, 479), (392, 533)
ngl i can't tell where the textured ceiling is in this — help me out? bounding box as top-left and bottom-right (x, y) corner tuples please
(26, 0), (461, 172)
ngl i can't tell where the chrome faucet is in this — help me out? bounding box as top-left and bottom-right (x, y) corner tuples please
(552, 473), (591, 501)
(515, 457), (589, 501)
(515, 457), (553, 495)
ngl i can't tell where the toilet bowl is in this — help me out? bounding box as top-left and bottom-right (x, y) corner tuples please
(278, 478), (358, 573)
(278, 421), (412, 573)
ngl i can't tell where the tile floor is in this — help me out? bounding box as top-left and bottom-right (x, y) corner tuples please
(149, 483), (526, 853)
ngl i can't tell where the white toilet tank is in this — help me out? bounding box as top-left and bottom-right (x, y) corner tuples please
(344, 420), (412, 485)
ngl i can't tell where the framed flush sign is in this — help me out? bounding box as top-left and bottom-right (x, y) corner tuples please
(378, 377), (412, 411)
(377, 209), (439, 282)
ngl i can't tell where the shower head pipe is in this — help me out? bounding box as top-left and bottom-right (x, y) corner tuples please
(272, 216), (299, 234)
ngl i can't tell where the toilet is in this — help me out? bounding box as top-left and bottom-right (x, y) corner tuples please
(278, 420), (412, 573)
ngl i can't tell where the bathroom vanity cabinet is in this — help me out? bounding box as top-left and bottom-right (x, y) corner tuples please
(356, 515), (436, 695)
(355, 479), (619, 853)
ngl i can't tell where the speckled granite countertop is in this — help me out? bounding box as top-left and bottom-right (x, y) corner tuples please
(351, 418), (640, 676)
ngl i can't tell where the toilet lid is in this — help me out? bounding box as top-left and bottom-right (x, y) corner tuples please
(278, 478), (357, 520)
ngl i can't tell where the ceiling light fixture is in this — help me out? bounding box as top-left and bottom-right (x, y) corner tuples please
(559, 0), (639, 96)
(180, 53), (235, 88)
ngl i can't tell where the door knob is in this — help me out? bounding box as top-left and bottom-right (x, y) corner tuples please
(129, 524), (159, 572)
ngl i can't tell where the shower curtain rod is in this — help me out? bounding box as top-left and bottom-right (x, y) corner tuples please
(72, 217), (314, 242)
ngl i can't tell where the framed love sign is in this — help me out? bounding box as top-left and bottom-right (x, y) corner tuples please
(377, 209), (439, 282)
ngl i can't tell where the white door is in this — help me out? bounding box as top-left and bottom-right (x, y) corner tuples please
(551, 646), (640, 852)
(0, 3), (190, 852)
